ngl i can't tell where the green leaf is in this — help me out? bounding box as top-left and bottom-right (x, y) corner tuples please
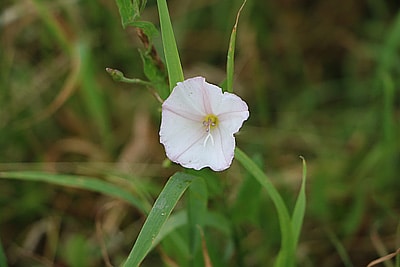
(226, 0), (247, 93)
(291, 156), (307, 249)
(187, 178), (208, 258)
(157, 0), (184, 91)
(139, 49), (170, 99)
(122, 172), (197, 267)
(31, 0), (71, 54)
(132, 0), (140, 20)
(0, 171), (149, 213)
(231, 154), (262, 224)
(151, 210), (232, 253)
(0, 236), (7, 267)
(326, 228), (354, 267)
(114, 0), (147, 28)
(115, 0), (135, 28)
(151, 210), (187, 249)
(139, 0), (147, 12)
(79, 42), (112, 150)
(63, 235), (90, 267)
(377, 11), (400, 73)
(203, 211), (231, 237)
(234, 147), (295, 267)
(128, 21), (159, 40)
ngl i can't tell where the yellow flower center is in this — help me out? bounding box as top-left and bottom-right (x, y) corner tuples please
(203, 114), (218, 146)
(203, 114), (218, 130)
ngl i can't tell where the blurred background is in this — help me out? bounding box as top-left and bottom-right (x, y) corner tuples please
(1, 0), (399, 266)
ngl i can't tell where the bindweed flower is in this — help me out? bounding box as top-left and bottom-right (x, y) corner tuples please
(159, 76), (249, 171)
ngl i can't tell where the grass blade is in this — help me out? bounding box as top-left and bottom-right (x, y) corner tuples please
(0, 237), (7, 267)
(0, 171), (149, 213)
(235, 147), (295, 267)
(157, 0), (184, 91)
(151, 211), (187, 249)
(79, 42), (112, 150)
(122, 172), (197, 267)
(188, 178), (208, 260)
(326, 228), (354, 267)
(226, 0), (247, 93)
(291, 156), (307, 248)
(376, 11), (400, 73)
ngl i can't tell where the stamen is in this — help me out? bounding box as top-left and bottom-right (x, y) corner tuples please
(202, 115), (218, 147)
(203, 114), (218, 146)
(203, 132), (214, 147)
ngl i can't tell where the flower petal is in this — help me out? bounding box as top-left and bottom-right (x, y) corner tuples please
(159, 76), (249, 171)
(160, 107), (206, 163)
(170, 126), (234, 171)
(205, 126), (236, 171)
(215, 93), (249, 134)
(164, 77), (210, 116)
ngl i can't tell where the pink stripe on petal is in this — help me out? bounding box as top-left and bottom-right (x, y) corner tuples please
(173, 131), (207, 162)
(163, 105), (203, 122)
(217, 110), (249, 121)
(201, 81), (213, 114)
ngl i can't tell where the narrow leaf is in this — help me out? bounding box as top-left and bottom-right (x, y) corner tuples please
(138, 48), (169, 100)
(79, 42), (112, 150)
(0, 237), (7, 267)
(140, 0), (148, 13)
(151, 211), (187, 249)
(291, 156), (307, 248)
(231, 153), (262, 224)
(235, 147), (295, 267)
(127, 21), (159, 40)
(188, 178), (208, 258)
(151, 210), (232, 252)
(122, 172), (197, 267)
(326, 228), (354, 267)
(115, 0), (135, 28)
(157, 0), (184, 91)
(0, 171), (149, 213)
(226, 0), (247, 93)
(377, 11), (400, 73)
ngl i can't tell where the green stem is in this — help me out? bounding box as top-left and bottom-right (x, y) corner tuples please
(106, 68), (152, 86)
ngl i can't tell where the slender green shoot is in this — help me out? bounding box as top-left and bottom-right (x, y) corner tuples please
(0, 237), (7, 267)
(122, 172), (198, 267)
(326, 227), (354, 267)
(0, 171), (149, 213)
(157, 0), (184, 91)
(187, 178), (208, 263)
(291, 156), (307, 248)
(235, 147), (295, 267)
(226, 0), (247, 93)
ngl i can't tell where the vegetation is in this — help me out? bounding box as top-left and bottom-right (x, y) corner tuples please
(0, 0), (399, 266)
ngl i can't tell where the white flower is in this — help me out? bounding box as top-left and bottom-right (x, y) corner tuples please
(159, 76), (249, 171)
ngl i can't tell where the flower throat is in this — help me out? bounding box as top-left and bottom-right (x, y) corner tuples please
(203, 114), (218, 146)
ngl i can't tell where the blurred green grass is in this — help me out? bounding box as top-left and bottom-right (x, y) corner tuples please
(0, 0), (399, 266)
